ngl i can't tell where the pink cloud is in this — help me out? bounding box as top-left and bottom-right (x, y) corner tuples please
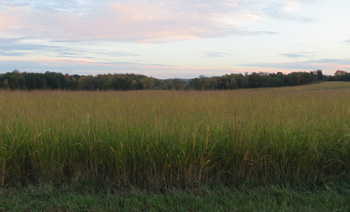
(0, 12), (20, 29)
(0, 0), (264, 42)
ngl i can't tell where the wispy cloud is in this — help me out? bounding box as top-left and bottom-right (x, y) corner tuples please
(0, 0), (95, 14)
(281, 51), (315, 59)
(304, 59), (350, 65)
(0, 0), (281, 42)
(260, 0), (316, 23)
(202, 51), (231, 58)
(283, 0), (299, 12)
(0, 58), (241, 79)
(241, 58), (350, 72)
(0, 37), (139, 60)
(0, 51), (28, 57)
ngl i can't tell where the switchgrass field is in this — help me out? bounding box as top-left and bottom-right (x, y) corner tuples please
(1, 82), (350, 188)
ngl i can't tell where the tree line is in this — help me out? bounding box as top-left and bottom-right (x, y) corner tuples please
(0, 69), (347, 91)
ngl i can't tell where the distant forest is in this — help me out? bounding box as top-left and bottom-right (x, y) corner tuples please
(0, 70), (349, 91)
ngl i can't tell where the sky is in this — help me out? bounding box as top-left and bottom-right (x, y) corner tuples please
(0, 0), (349, 79)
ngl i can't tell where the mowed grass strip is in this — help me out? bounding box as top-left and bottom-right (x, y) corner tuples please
(1, 181), (350, 212)
(0, 88), (349, 187)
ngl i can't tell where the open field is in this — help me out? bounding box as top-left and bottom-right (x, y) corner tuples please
(1, 82), (349, 188)
(1, 82), (350, 210)
(267, 81), (350, 91)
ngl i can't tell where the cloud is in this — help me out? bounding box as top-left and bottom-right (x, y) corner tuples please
(0, 37), (139, 60)
(259, 0), (316, 23)
(0, 59), (165, 75)
(345, 39), (350, 43)
(0, 0), (95, 14)
(0, 0), (321, 44)
(241, 62), (312, 70)
(241, 58), (350, 73)
(0, 0), (335, 79)
(0, 51), (28, 56)
(281, 51), (315, 59)
(0, 38), (61, 56)
(243, 31), (279, 36)
(0, 43), (55, 52)
(0, 55), (248, 79)
(283, 0), (299, 12)
(0, 0), (279, 42)
(304, 59), (350, 65)
(202, 51), (231, 58)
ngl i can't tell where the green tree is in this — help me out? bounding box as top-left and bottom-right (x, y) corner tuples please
(316, 70), (323, 81)
(167, 79), (185, 90)
(2, 79), (9, 89)
(141, 78), (155, 90)
(229, 77), (239, 89)
(114, 77), (130, 90)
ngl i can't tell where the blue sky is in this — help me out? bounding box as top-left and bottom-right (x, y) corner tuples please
(0, 0), (349, 78)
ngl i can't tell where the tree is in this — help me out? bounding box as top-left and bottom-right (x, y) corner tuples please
(78, 76), (97, 90)
(204, 77), (217, 89)
(269, 77), (283, 87)
(316, 70), (324, 81)
(236, 74), (249, 88)
(129, 80), (138, 90)
(167, 79), (185, 90)
(229, 77), (239, 89)
(0, 70), (336, 91)
(189, 78), (201, 90)
(288, 73), (298, 86)
(335, 70), (347, 76)
(114, 77), (130, 90)
(2, 79), (9, 89)
(141, 78), (155, 89)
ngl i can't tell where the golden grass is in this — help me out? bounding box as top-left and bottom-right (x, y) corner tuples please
(0, 84), (349, 187)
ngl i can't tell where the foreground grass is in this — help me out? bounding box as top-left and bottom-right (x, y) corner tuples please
(0, 82), (350, 187)
(1, 181), (349, 212)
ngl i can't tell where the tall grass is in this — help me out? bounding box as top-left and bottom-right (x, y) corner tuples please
(0, 89), (349, 187)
